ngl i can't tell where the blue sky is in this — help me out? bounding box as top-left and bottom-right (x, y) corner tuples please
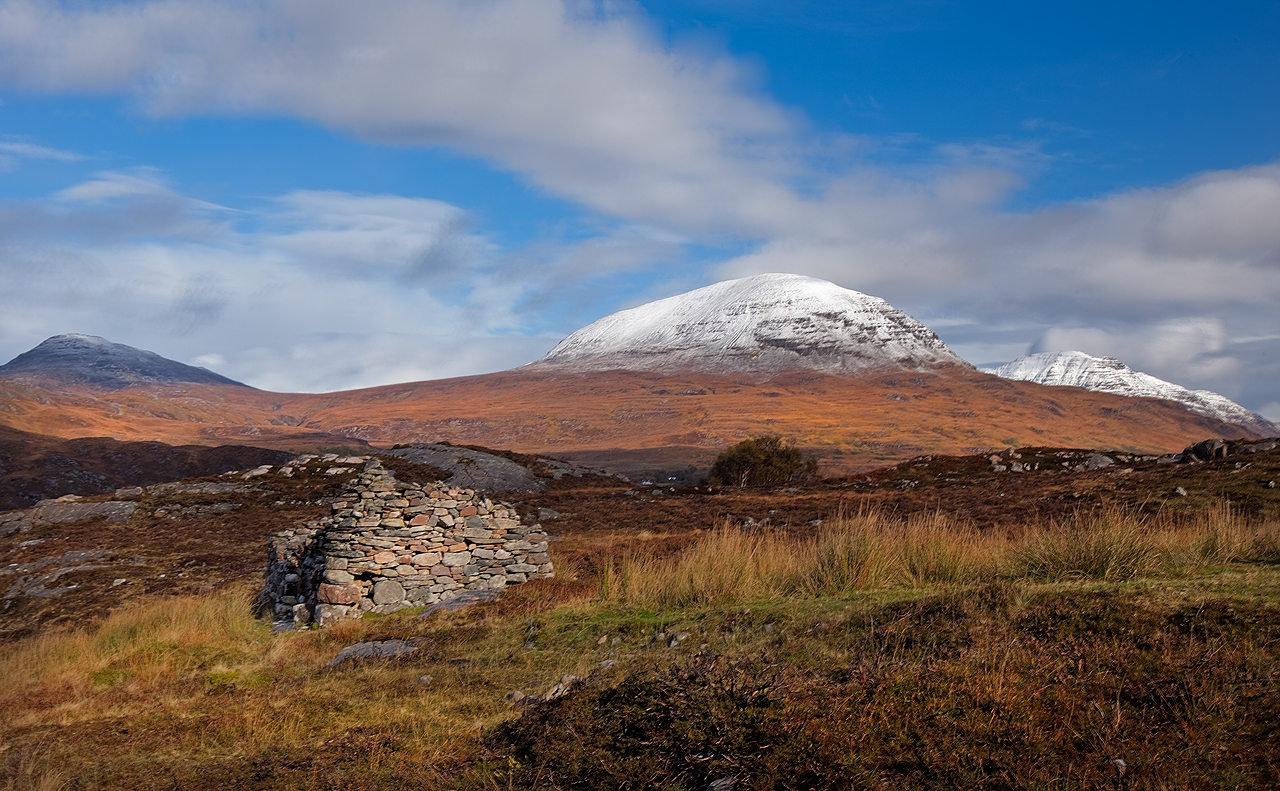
(0, 0), (1277, 417)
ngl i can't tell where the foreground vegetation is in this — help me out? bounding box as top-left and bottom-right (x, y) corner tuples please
(3, 505), (1280, 789)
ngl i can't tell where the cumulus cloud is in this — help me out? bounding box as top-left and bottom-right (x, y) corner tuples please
(0, 172), (691, 390)
(0, 0), (1276, 409)
(0, 175), (565, 390)
(721, 165), (1280, 406)
(0, 0), (806, 235)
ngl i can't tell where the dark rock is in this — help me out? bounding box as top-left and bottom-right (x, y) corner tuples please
(325, 638), (424, 667)
(1185, 439), (1227, 462)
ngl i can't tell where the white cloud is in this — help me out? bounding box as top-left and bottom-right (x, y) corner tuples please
(0, 0), (804, 236)
(0, 138), (81, 168)
(0, 174), (670, 391)
(1260, 402), (1280, 422)
(0, 0), (1277, 409)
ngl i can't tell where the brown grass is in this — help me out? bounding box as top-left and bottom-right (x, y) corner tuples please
(610, 506), (1280, 609)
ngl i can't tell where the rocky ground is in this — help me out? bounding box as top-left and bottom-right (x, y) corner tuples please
(2, 437), (1277, 645)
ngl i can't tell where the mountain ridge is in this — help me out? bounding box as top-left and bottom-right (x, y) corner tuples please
(0, 334), (248, 390)
(986, 350), (1279, 436)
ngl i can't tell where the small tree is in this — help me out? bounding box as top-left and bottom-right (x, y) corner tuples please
(707, 436), (818, 487)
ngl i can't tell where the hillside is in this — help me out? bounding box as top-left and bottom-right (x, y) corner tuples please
(0, 367), (1265, 480)
(1, 278), (1272, 479)
(0, 425), (300, 511)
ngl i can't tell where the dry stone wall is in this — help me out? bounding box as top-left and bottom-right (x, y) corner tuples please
(263, 459), (553, 627)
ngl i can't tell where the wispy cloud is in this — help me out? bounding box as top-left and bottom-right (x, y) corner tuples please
(0, 137), (82, 170)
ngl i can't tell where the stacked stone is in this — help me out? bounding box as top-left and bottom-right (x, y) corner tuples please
(263, 460), (552, 627)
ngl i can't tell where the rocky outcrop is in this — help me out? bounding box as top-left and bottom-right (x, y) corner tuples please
(262, 459), (553, 627)
(0, 497), (137, 538)
(384, 443), (549, 493)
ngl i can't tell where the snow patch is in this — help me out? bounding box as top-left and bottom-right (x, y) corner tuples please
(986, 351), (1278, 434)
(529, 273), (970, 375)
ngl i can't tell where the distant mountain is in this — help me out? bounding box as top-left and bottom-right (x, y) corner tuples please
(529, 273), (970, 375)
(0, 334), (247, 390)
(986, 351), (1278, 435)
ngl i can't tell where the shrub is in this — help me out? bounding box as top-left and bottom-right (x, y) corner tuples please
(706, 436), (817, 487)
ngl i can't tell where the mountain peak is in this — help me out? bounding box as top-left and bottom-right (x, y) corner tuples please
(0, 334), (248, 390)
(529, 273), (970, 375)
(986, 350), (1277, 434)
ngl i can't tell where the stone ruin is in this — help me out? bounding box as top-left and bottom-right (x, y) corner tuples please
(262, 459), (553, 627)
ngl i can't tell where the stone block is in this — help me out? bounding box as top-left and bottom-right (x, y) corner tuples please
(409, 514), (431, 526)
(372, 579), (407, 605)
(527, 552), (550, 565)
(413, 552), (442, 566)
(441, 551), (471, 567)
(315, 604), (353, 627)
(372, 550), (397, 564)
(326, 557), (349, 570)
(505, 573), (528, 584)
(318, 583), (361, 605)
(323, 569), (355, 584)
(506, 563), (539, 574)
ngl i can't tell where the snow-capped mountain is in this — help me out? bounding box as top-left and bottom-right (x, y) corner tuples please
(530, 273), (970, 375)
(986, 351), (1278, 434)
(0, 334), (247, 390)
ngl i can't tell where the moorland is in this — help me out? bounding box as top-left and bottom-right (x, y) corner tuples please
(3, 440), (1279, 789)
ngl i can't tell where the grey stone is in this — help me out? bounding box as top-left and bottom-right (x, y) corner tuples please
(383, 443), (549, 494)
(0, 500), (138, 538)
(315, 604), (353, 627)
(1085, 453), (1115, 471)
(419, 588), (498, 616)
(372, 579), (406, 605)
(326, 638), (424, 666)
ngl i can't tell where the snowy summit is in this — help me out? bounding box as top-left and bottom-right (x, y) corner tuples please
(986, 351), (1277, 434)
(530, 273), (969, 375)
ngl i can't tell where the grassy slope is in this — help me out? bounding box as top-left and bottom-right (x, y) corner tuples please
(4, 511), (1280, 790)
